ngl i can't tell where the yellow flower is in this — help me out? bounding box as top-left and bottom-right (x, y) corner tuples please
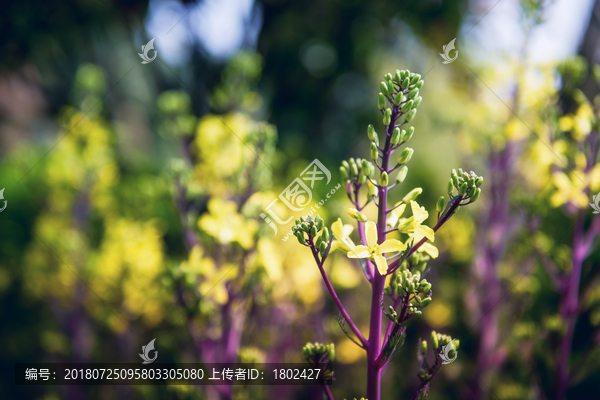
(397, 201), (435, 244)
(418, 242), (439, 259)
(550, 171), (589, 209)
(330, 218), (356, 252)
(386, 201), (407, 228)
(199, 198), (258, 249)
(347, 221), (406, 275)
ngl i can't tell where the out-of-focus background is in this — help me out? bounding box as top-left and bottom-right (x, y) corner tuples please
(2, 0), (600, 399)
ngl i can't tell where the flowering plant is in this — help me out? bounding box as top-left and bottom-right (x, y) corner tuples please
(292, 69), (484, 400)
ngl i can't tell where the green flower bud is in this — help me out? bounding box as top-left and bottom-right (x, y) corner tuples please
(416, 80), (424, 88)
(370, 142), (378, 160)
(358, 173), (367, 184)
(340, 166), (348, 180)
(317, 218), (324, 230)
(436, 196), (446, 213)
(476, 176), (484, 187)
(447, 179), (454, 193)
(350, 209), (368, 223)
(310, 226), (317, 237)
(421, 340), (428, 355)
(459, 182), (468, 196)
(315, 234), (323, 248)
(378, 93), (386, 109)
(350, 162), (359, 177)
(367, 124), (375, 140)
(397, 147), (414, 165)
(420, 282), (432, 293)
(380, 171), (389, 187)
(431, 331), (439, 349)
(361, 160), (371, 177)
(453, 339), (460, 351)
(296, 231), (305, 244)
(401, 78), (410, 89)
(385, 72), (393, 81)
(467, 185), (476, 197)
(380, 81), (389, 96)
(401, 70), (408, 79)
(413, 96), (422, 108)
(394, 70), (402, 83)
(391, 127), (401, 145)
(408, 88), (419, 99)
(420, 297), (432, 307)
(342, 160), (349, 170)
(402, 187), (423, 203)
(320, 241), (327, 255)
(302, 346), (310, 359)
(472, 188), (481, 202)
(383, 108), (392, 125)
(356, 157), (362, 167)
(396, 166), (408, 183)
(406, 109), (417, 122)
(402, 126), (414, 142)
(401, 99), (414, 113)
(327, 344), (335, 361)
(394, 91), (404, 106)
(410, 74), (420, 84)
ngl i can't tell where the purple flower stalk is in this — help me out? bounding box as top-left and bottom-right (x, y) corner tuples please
(293, 69), (484, 400)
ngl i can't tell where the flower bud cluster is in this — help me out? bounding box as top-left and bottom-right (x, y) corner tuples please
(430, 331), (460, 355)
(302, 342), (335, 363)
(292, 215), (331, 257)
(385, 269), (432, 316)
(448, 168), (483, 203)
(378, 69), (424, 126)
(397, 251), (430, 273)
(340, 157), (375, 186)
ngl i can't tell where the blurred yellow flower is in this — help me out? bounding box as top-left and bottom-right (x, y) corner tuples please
(550, 171), (589, 208)
(199, 198), (258, 249)
(347, 221), (405, 275)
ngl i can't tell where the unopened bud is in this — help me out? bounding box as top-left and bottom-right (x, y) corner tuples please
(322, 227), (330, 242)
(370, 142), (378, 160)
(453, 339), (460, 351)
(459, 182), (468, 196)
(361, 160), (371, 177)
(447, 179), (454, 193)
(467, 185), (476, 197)
(401, 78), (410, 89)
(378, 93), (386, 109)
(396, 166), (408, 183)
(391, 127), (401, 145)
(394, 70), (402, 83)
(413, 96), (422, 108)
(327, 344), (335, 361)
(472, 188), (481, 202)
(408, 88), (419, 100)
(296, 231), (305, 244)
(394, 91), (404, 106)
(416, 80), (424, 88)
(421, 340), (428, 355)
(436, 196), (446, 213)
(401, 99), (414, 113)
(320, 241), (327, 255)
(358, 173), (367, 184)
(310, 226), (317, 237)
(380, 172), (389, 187)
(402, 187), (423, 203)
(410, 74), (420, 84)
(402, 127), (414, 142)
(397, 148), (414, 165)
(367, 124), (376, 141)
(350, 161), (359, 176)
(431, 332), (439, 349)
(342, 160), (349, 170)
(476, 176), (484, 187)
(406, 109), (417, 122)
(420, 297), (432, 307)
(383, 108), (392, 125)
(380, 81), (389, 96)
(340, 166), (348, 180)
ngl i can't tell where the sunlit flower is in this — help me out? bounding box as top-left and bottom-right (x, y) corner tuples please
(417, 242), (439, 259)
(550, 171), (589, 209)
(330, 218), (356, 252)
(199, 198), (258, 249)
(347, 221), (406, 275)
(397, 200), (435, 243)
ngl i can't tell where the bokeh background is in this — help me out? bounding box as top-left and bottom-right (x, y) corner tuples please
(2, 0), (600, 399)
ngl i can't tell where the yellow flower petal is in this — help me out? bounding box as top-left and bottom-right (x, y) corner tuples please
(347, 246), (370, 258)
(379, 239), (406, 254)
(331, 219), (345, 239)
(365, 221), (378, 248)
(373, 254), (388, 275)
(419, 242), (439, 259)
